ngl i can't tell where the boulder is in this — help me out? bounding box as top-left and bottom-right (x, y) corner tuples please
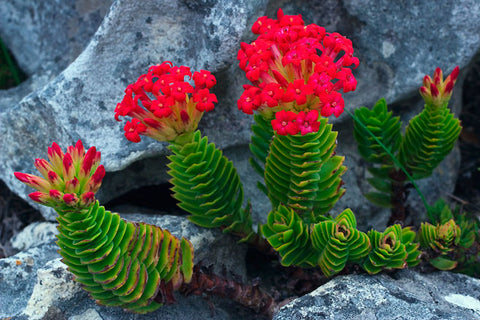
(1, 0), (478, 225)
(274, 269), (480, 320)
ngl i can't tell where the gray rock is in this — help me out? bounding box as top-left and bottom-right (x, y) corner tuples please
(0, 213), (253, 320)
(1, 0), (478, 227)
(274, 269), (480, 320)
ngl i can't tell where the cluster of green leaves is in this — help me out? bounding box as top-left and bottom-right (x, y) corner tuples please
(56, 201), (194, 313)
(420, 200), (479, 274)
(247, 114), (423, 276)
(353, 97), (461, 211)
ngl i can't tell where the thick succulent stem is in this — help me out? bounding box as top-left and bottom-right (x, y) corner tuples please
(181, 265), (278, 318)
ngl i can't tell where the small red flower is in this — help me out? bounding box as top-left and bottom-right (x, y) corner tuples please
(193, 70), (217, 89)
(320, 91), (344, 117)
(193, 89), (218, 112)
(260, 83), (284, 108)
(170, 81), (194, 102)
(124, 119), (147, 143)
(238, 85), (261, 114)
(271, 110), (299, 135)
(284, 80), (314, 105)
(296, 110), (320, 135)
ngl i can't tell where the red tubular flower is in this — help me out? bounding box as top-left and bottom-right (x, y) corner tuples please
(419, 66), (459, 108)
(296, 110), (320, 135)
(124, 119), (147, 143)
(14, 141), (105, 210)
(271, 110), (299, 135)
(115, 62), (218, 143)
(193, 88), (218, 112)
(237, 8), (358, 119)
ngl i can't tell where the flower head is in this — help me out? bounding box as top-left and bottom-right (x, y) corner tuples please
(420, 66), (459, 108)
(14, 140), (105, 210)
(115, 61), (218, 143)
(237, 9), (358, 119)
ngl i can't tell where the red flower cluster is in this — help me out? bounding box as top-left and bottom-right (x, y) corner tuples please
(271, 109), (320, 136)
(14, 141), (105, 209)
(115, 61), (217, 143)
(420, 66), (459, 108)
(237, 9), (358, 123)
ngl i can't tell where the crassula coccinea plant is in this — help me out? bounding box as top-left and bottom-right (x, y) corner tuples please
(15, 8), (480, 318)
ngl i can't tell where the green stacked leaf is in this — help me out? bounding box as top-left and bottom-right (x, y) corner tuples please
(311, 209), (370, 277)
(353, 98), (402, 208)
(264, 118), (346, 221)
(261, 205), (318, 267)
(168, 130), (253, 238)
(249, 114), (274, 195)
(419, 219), (461, 270)
(55, 201), (194, 313)
(397, 101), (461, 180)
(363, 224), (420, 274)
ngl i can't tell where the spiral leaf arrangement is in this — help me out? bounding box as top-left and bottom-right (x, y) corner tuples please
(353, 98), (401, 208)
(261, 205), (318, 267)
(168, 130), (254, 239)
(353, 67), (462, 224)
(420, 200), (477, 271)
(16, 141), (194, 314)
(311, 209), (370, 277)
(249, 114), (274, 195)
(57, 202), (194, 313)
(264, 118), (346, 221)
(363, 225), (420, 274)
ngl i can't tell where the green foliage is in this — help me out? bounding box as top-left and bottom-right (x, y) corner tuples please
(398, 102), (461, 180)
(168, 130), (254, 238)
(420, 200), (478, 271)
(311, 209), (370, 277)
(262, 205), (318, 268)
(56, 201), (194, 313)
(363, 225), (420, 274)
(249, 114), (274, 195)
(264, 118), (346, 222)
(353, 98), (401, 164)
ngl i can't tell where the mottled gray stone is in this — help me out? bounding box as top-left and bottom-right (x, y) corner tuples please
(274, 269), (480, 320)
(0, 0), (478, 228)
(0, 213), (253, 320)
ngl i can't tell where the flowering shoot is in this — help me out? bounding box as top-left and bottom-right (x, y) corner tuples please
(237, 9), (358, 119)
(115, 62), (218, 143)
(15, 140), (105, 210)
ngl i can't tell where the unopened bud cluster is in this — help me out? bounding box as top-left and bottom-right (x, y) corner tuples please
(15, 140), (105, 210)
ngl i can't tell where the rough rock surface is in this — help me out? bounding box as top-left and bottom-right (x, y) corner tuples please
(0, 213), (254, 320)
(1, 0), (478, 225)
(274, 269), (480, 320)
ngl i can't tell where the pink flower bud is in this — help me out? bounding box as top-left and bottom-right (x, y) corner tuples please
(14, 172), (50, 192)
(29, 191), (50, 205)
(81, 192), (95, 207)
(34, 158), (53, 179)
(63, 193), (79, 206)
(47, 142), (64, 171)
(81, 147), (97, 177)
(49, 189), (63, 201)
(65, 178), (80, 193)
(62, 153), (75, 181)
(430, 83), (439, 98)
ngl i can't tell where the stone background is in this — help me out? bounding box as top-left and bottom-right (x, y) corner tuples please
(1, 0), (480, 319)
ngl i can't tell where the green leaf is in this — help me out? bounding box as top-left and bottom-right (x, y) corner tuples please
(429, 256), (458, 271)
(364, 192), (392, 208)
